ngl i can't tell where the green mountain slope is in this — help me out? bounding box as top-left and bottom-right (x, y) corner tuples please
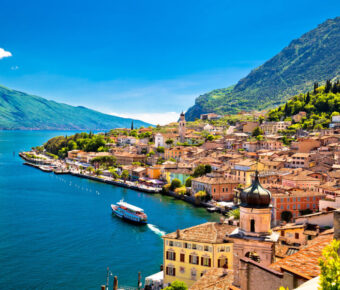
(186, 17), (340, 120)
(0, 85), (151, 130)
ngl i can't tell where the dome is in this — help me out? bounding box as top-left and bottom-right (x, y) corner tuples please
(180, 111), (185, 116)
(240, 171), (271, 208)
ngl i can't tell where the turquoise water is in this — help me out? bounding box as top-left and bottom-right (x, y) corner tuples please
(0, 131), (219, 289)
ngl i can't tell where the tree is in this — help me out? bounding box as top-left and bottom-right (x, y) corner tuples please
(305, 91), (310, 103)
(156, 146), (165, 153)
(163, 280), (188, 290)
(185, 176), (192, 187)
(252, 126), (264, 137)
(314, 82), (319, 94)
(87, 166), (94, 174)
(205, 164), (212, 174)
(258, 116), (265, 124)
(281, 211), (292, 222)
(227, 208), (240, 220)
(195, 190), (207, 200)
(95, 169), (102, 176)
(319, 239), (340, 290)
(193, 164), (206, 177)
(121, 170), (129, 183)
(206, 134), (214, 141)
(170, 178), (182, 190)
(165, 139), (174, 146)
(325, 79), (332, 94)
(109, 169), (120, 179)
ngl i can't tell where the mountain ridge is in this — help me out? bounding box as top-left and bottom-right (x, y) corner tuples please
(0, 85), (152, 130)
(186, 17), (340, 120)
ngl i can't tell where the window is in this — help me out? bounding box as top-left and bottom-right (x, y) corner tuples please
(179, 267), (185, 274)
(293, 205), (296, 210)
(204, 246), (209, 252)
(166, 251), (176, 261)
(295, 233), (299, 239)
(298, 204), (301, 209)
(218, 257), (228, 268)
(191, 268), (197, 280)
(192, 244), (197, 250)
(287, 205), (290, 210)
(166, 266), (176, 276)
(189, 255), (199, 265)
(180, 253), (185, 263)
(250, 219), (255, 233)
(281, 230), (285, 237)
(201, 257), (211, 267)
(169, 241), (174, 247)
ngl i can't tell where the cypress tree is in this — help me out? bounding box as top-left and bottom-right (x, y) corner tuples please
(332, 81), (338, 94)
(325, 79), (332, 93)
(306, 92), (310, 104)
(314, 82), (319, 94)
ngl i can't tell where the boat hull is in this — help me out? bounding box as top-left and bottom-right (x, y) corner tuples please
(111, 205), (147, 225)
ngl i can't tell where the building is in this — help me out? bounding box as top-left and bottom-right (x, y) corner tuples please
(191, 176), (239, 201)
(292, 111), (307, 123)
(227, 160), (265, 186)
(271, 190), (323, 223)
(230, 171), (279, 287)
(200, 113), (222, 120)
(179, 112), (186, 143)
(260, 121), (291, 135)
(154, 133), (165, 148)
(281, 173), (321, 190)
(113, 152), (147, 165)
(162, 222), (236, 288)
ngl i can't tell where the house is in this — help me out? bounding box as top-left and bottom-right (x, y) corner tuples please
(227, 159), (265, 186)
(200, 113), (221, 120)
(155, 133), (165, 148)
(113, 152), (147, 165)
(271, 189), (323, 223)
(260, 121), (291, 135)
(288, 153), (312, 168)
(191, 176), (239, 201)
(147, 166), (162, 179)
(292, 111), (307, 123)
(162, 222), (236, 288)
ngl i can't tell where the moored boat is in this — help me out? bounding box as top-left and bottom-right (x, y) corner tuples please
(111, 200), (147, 224)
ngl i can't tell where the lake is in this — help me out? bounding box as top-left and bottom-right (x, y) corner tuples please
(0, 131), (219, 289)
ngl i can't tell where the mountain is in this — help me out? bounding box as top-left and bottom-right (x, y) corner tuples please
(186, 17), (340, 120)
(0, 85), (151, 130)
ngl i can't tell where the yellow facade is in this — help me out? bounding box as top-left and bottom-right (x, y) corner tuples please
(274, 227), (306, 246)
(162, 237), (233, 288)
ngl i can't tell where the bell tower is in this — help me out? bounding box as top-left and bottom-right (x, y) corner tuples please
(229, 171), (278, 287)
(179, 112), (186, 143)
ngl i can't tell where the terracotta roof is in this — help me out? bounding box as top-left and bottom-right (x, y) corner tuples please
(192, 176), (238, 185)
(190, 269), (234, 290)
(163, 222), (236, 244)
(270, 235), (333, 277)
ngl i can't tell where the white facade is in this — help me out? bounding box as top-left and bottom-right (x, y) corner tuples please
(155, 133), (164, 148)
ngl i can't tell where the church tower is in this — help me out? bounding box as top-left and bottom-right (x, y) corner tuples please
(179, 112), (186, 143)
(229, 171), (278, 287)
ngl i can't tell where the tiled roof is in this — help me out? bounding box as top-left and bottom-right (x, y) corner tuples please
(163, 222), (236, 244)
(270, 235), (333, 277)
(189, 269), (234, 290)
(192, 176), (238, 185)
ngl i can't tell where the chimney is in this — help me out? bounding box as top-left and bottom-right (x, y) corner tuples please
(176, 229), (180, 239)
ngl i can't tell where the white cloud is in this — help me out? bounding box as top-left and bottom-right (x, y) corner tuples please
(11, 65), (19, 70)
(110, 111), (179, 126)
(0, 48), (12, 59)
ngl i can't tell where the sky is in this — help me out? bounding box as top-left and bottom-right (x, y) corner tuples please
(0, 0), (339, 125)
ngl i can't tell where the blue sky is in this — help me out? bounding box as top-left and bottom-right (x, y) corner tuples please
(0, 0), (339, 124)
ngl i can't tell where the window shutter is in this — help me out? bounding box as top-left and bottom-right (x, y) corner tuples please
(218, 259), (221, 268)
(174, 252), (176, 261)
(180, 253), (185, 262)
(201, 257), (203, 266)
(189, 255), (192, 264)
(209, 258), (211, 267)
(166, 251), (169, 260)
(173, 267), (176, 276)
(166, 267), (169, 275)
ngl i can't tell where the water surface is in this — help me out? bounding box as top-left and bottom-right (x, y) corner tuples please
(0, 131), (219, 289)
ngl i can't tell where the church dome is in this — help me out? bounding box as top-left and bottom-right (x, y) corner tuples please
(240, 171), (271, 208)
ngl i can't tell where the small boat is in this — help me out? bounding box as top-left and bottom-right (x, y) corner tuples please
(111, 200), (147, 224)
(206, 207), (218, 213)
(39, 165), (53, 172)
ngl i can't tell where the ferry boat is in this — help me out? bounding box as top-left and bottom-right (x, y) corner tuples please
(111, 200), (147, 224)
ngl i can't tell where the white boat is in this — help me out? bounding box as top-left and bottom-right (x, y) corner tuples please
(111, 200), (147, 224)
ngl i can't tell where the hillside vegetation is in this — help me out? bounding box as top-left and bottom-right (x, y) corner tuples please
(268, 80), (340, 131)
(186, 17), (340, 120)
(0, 85), (151, 130)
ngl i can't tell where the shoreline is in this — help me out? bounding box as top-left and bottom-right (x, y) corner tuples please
(20, 156), (219, 213)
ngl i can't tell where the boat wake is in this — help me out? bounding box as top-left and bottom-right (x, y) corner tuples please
(147, 224), (166, 237)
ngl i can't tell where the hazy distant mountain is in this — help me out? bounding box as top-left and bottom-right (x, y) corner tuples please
(0, 85), (151, 130)
(186, 17), (340, 120)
